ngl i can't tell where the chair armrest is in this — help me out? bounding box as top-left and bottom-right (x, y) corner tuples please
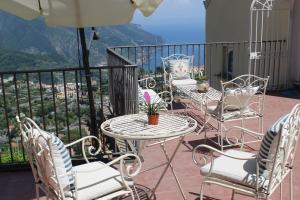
(73, 153), (142, 178)
(65, 136), (102, 163)
(164, 73), (174, 90)
(192, 144), (257, 167)
(157, 91), (173, 104)
(138, 77), (156, 89)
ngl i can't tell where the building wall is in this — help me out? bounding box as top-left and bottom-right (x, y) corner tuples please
(206, 0), (252, 43)
(289, 0), (300, 85)
(205, 0), (290, 90)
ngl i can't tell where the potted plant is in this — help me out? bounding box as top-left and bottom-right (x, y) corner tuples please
(143, 91), (160, 125)
(196, 79), (209, 92)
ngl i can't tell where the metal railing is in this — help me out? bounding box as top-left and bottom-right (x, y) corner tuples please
(0, 65), (137, 166)
(109, 40), (288, 90)
(0, 40), (288, 167)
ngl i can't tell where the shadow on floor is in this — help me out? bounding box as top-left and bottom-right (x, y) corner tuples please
(187, 137), (257, 155)
(189, 192), (220, 200)
(119, 184), (156, 200)
(268, 89), (300, 100)
(187, 136), (233, 152)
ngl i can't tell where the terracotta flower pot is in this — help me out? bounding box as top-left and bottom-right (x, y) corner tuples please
(148, 113), (159, 125)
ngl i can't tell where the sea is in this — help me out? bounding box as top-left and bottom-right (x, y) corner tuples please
(140, 23), (205, 44)
(139, 23), (206, 67)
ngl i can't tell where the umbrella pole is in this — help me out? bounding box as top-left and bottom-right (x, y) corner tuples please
(78, 28), (99, 142)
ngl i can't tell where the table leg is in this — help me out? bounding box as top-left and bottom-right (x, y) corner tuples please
(151, 136), (187, 200)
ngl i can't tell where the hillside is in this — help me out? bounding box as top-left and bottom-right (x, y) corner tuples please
(0, 49), (72, 71)
(0, 11), (163, 71)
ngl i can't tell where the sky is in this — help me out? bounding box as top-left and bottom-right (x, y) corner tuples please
(132, 0), (206, 43)
(132, 0), (205, 26)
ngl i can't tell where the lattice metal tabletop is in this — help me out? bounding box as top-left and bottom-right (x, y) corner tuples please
(176, 85), (222, 104)
(101, 114), (197, 140)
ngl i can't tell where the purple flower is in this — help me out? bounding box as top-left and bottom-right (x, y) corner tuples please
(144, 91), (151, 104)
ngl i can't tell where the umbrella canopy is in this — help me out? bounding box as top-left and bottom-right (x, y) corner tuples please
(0, 0), (162, 27)
(0, 0), (162, 144)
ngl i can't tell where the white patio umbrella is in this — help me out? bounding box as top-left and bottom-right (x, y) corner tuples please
(0, 0), (162, 140)
(0, 0), (162, 27)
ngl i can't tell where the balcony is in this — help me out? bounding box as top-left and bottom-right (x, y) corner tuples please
(1, 91), (300, 200)
(0, 42), (299, 199)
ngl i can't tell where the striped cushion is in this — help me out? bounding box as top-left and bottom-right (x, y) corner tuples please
(50, 134), (74, 186)
(258, 115), (289, 177)
(33, 129), (74, 191)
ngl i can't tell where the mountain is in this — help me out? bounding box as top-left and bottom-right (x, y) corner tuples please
(0, 11), (164, 71)
(0, 49), (72, 71)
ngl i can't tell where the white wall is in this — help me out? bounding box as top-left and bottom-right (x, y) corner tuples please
(205, 0), (290, 90)
(289, 0), (300, 85)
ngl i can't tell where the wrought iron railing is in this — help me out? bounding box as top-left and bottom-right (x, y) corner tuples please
(0, 40), (288, 167)
(0, 65), (137, 166)
(109, 40), (288, 90)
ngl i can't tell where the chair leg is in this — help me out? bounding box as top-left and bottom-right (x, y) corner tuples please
(290, 170), (293, 200)
(200, 182), (206, 200)
(231, 189), (235, 200)
(265, 196), (270, 200)
(203, 113), (208, 142)
(259, 116), (263, 134)
(280, 182), (283, 200)
(220, 122), (224, 151)
(240, 118), (245, 150)
(35, 184), (40, 200)
(45, 187), (50, 200)
(132, 185), (140, 200)
(131, 191), (135, 200)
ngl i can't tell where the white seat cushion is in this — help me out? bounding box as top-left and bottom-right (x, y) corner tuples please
(72, 162), (132, 200)
(172, 78), (197, 86)
(201, 150), (268, 189)
(207, 105), (257, 121)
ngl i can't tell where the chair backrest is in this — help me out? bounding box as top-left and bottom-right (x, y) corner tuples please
(162, 54), (194, 80)
(266, 104), (300, 193)
(17, 117), (70, 199)
(219, 74), (269, 114)
(138, 77), (156, 89)
(138, 78), (156, 109)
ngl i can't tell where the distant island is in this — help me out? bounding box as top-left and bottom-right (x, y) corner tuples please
(0, 11), (164, 71)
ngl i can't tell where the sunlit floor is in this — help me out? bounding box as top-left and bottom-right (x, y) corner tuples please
(1, 93), (300, 200)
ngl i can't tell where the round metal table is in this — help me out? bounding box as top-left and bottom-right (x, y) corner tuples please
(101, 113), (197, 200)
(101, 113), (197, 140)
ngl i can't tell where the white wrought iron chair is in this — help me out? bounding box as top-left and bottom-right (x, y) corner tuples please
(138, 77), (173, 111)
(193, 103), (300, 200)
(16, 116), (142, 200)
(162, 54), (197, 95)
(203, 74), (269, 151)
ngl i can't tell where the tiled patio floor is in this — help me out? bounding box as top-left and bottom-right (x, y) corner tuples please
(0, 94), (299, 200)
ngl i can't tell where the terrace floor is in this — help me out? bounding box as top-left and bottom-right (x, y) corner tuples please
(1, 93), (300, 200)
